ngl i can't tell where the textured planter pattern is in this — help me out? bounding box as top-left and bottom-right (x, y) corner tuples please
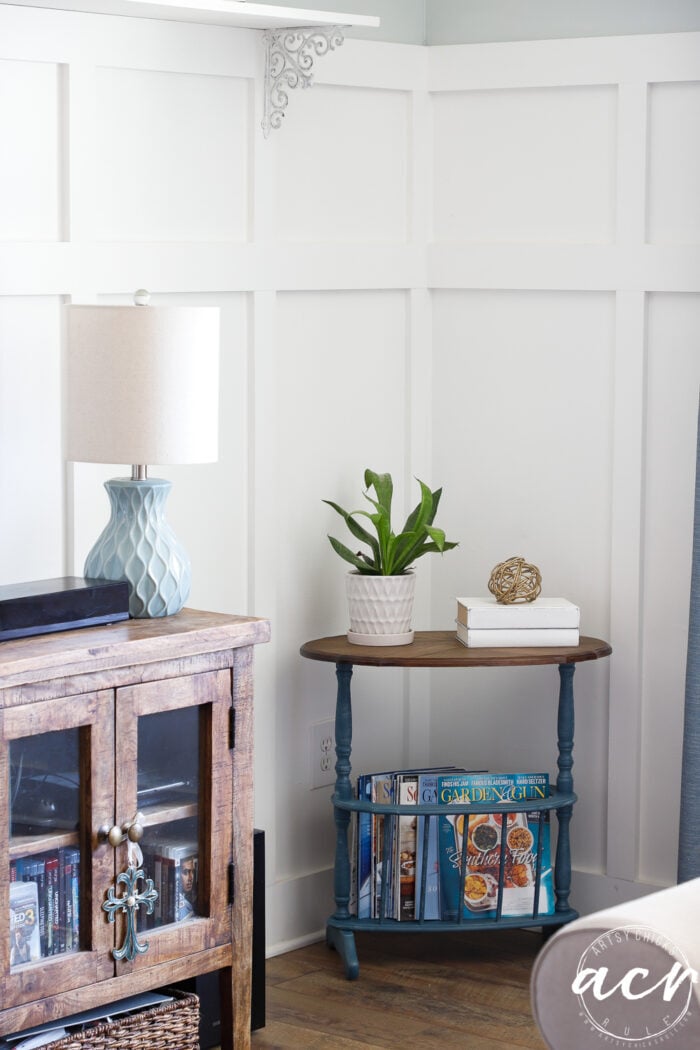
(345, 571), (415, 645)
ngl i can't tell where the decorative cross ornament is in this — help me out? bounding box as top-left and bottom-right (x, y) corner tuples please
(262, 26), (345, 137)
(103, 865), (158, 962)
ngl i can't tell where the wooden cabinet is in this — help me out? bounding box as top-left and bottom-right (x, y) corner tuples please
(0, 609), (270, 1048)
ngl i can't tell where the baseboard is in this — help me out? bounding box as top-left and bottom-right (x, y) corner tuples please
(266, 928), (327, 958)
(266, 865), (334, 953)
(570, 868), (667, 915)
(264, 866), (669, 958)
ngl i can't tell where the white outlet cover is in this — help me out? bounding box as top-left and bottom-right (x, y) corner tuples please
(310, 719), (335, 789)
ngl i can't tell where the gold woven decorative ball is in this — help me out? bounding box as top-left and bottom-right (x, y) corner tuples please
(488, 556), (542, 604)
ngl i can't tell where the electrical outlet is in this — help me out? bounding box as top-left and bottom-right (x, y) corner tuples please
(310, 719), (335, 789)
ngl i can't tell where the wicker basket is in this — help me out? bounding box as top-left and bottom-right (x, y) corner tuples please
(40, 990), (199, 1050)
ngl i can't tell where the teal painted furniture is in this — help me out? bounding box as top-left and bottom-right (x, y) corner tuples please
(300, 631), (612, 980)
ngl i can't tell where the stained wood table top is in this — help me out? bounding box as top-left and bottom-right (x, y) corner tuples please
(300, 631), (612, 668)
(0, 607), (271, 691)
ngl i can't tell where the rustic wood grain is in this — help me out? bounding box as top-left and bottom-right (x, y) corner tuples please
(0, 610), (269, 1049)
(246, 931), (547, 1050)
(0, 608), (270, 692)
(120, 670), (233, 976)
(0, 944), (234, 1035)
(227, 646), (256, 1050)
(1, 691), (115, 1012)
(300, 632), (611, 668)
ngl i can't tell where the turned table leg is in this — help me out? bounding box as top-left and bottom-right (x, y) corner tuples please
(554, 663), (575, 915)
(327, 662), (359, 979)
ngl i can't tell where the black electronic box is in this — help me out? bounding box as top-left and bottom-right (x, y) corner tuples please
(0, 576), (130, 641)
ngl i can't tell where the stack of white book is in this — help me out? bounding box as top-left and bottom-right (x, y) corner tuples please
(455, 596), (580, 647)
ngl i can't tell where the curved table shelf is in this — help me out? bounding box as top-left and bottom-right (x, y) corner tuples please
(301, 632), (611, 667)
(300, 630), (612, 980)
(332, 787), (578, 816)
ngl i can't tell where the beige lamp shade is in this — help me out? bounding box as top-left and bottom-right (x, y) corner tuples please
(66, 303), (220, 465)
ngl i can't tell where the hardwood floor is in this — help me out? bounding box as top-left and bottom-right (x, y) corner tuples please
(249, 929), (548, 1049)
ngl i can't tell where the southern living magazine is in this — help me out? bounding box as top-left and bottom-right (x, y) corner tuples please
(437, 772), (554, 921)
(394, 773), (419, 921)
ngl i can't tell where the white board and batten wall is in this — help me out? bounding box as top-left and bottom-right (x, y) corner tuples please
(0, 2), (698, 951)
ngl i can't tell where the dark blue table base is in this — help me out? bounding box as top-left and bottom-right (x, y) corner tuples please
(299, 634), (611, 981)
(326, 910), (579, 981)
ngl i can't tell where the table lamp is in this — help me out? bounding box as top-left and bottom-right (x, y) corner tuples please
(65, 293), (220, 618)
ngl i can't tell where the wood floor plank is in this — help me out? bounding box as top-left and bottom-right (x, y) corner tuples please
(268, 969), (541, 1048)
(243, 929), (547, 1050)
(250, 1019), (387, 1049)
(265, 943), (331, 985)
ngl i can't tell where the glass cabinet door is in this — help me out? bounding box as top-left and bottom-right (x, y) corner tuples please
(9, 727), (81, 965)
(114, 669), (233, 972)
(137, 707), (200, 929)
(1, 692), (115, 1008)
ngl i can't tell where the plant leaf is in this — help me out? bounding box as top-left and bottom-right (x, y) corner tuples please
(425, 525), (447, 551)
(325, 471), (457, 576)
(327, 535), (378, 573)
(323, 500), (380, 563)
(360, 494), (393, 573)
(390, 530), (423, 575)
(402, 478), (434, 535)
(414, 539), (459, 558)
(364, 470), (393, 517)
(427, 487), (442, 525)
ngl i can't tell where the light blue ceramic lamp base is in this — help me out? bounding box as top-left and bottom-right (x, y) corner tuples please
(84, 477), (191, 619)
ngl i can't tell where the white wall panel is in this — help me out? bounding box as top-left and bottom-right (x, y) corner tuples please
(433, 86), (617, 244)
(276, 85), (410, 242)
(639, 292), (700, 884)
(0, 296), (64, 583)
(430, 289), (614, 875)
(0, 60), (62, 241)
(272, 290), (410, 877)
(94, 67), (249, 242)
(648, 81), (700, 245)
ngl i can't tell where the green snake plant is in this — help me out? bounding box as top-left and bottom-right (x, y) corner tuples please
(324, 469), (458, 576)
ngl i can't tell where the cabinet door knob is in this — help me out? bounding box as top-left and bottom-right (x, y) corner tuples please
(127, 821), (144, 843)
(98, 824), (126, 847)
(98, 813), (145, 848)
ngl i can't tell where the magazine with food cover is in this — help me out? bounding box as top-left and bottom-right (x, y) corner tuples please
(437, 772), (554, 921)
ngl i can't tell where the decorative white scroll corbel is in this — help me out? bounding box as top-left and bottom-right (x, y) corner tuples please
(262, 25), (345, 137)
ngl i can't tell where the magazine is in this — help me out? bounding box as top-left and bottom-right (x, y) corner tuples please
(356, 766), (470, 920)
(370, 772), (395, 919)
(414, 773), (444, 921)
(394, 773), (419, 921)
(437, 772), (554, 921)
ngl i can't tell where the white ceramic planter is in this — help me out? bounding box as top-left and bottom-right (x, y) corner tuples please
(345, 570), (416, 645)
